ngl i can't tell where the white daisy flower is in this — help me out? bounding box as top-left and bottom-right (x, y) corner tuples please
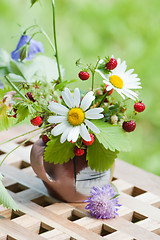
(48, 88), (104, 143)
(96, 58), (142, 100)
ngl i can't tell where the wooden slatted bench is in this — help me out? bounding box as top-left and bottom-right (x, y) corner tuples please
(0, 126), (160, 240)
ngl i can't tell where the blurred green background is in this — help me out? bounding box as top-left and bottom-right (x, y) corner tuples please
(0, 0), (160, 175)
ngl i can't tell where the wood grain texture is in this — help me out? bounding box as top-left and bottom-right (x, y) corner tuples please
(0, 126), (160, 240)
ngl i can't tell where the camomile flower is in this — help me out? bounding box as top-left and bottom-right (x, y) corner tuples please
(96, 58), (141, 100)
(48, 88), (104, 143)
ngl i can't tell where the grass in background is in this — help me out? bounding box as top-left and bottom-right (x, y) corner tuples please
(0, 0), (160, 175)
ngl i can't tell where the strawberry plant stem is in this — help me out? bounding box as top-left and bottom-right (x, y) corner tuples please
(51, 0), (62, 83)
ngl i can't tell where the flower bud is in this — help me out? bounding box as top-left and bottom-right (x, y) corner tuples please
(110, 115), (118, 125)
(19, 44), (30, 61)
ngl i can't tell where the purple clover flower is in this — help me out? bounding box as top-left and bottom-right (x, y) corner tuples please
(11, 35), (44, 61)
(84, 184), (121, 219)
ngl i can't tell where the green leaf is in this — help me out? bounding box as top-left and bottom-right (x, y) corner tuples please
(86, 136), (117, 172)
(16, 104), (29, 124)
(92, 120), (130, 152)
(31, 0), (39, 7)
(44, 136), (75, 164)
(9, 60), (38, 82)
(54, 79), (77, 91)
(0, 87), (11, 99)
(0, 48), (10, 67)
(0, 104), (13, 131)
(7, 73), (25, 84)
(32, 56), (64, 83)
(110, 194), (120, 200)
(0, 174), (18, 210)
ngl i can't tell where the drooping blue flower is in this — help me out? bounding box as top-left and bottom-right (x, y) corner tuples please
(84, 184), (121, 219)
(11, 35), (44, 61)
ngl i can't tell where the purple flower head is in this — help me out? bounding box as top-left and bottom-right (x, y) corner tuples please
(11, 35), (44, 61)
(84, 184), (121, 219)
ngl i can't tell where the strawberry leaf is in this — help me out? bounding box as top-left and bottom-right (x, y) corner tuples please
(86, 136), (117, 172)
(16, 103), (29, 124)
(0, 174), (18, 210)
(91, 120), (130, 152)
(0, 103), (13, 131)
(44, 136), (75, 164)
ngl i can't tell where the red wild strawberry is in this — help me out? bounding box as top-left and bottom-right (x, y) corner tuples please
(82, 134), (94, 146)
(74, 147), (84, 156)
(70, 140), (76, 143)
(103, 85), (114, 95)
(122, 120), (136, 132)
(26, 92), (35, 102)
(134, 102), (145, 113)
(12, 108), (17, 118)
(106, 58), (117, 70)
(42, 135), (50, 144)
(78, 71), (90, 80)
(30, 116), (42, 126)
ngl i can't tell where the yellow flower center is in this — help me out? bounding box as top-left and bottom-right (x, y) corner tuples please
(68, 108), (85, 126)
(109, 75), (123, 89)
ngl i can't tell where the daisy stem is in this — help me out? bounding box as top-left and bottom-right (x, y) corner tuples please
(51, 0), (62, 83)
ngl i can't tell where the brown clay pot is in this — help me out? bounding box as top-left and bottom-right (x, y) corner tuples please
(30, 139), (114, 203)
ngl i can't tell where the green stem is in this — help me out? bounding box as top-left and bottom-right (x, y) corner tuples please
(40, 29), (56, 53)
(91, 59), (100, 91)
(4, 75), (30, 103)
(0, 126), (52, 167)
(23, 24), (56, 54)
(0, 132), (38, 167)
(0, 123), (52, 146)
(23, 24), (38, 35)
(97, 91), (109, 107)
(91, 71), (95, 91)
(51, 0), (62, 82)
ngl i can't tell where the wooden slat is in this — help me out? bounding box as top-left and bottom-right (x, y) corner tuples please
(0, 126), (160, 240)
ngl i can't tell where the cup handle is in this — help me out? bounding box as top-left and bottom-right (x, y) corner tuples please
(30, 140), (55, 184)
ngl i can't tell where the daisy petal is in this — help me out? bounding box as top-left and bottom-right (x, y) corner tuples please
(80, 123), (91, 141)
(51, 121), (69, 136)
(96, 69), (108, 80)
(85, 108), (104, 117)
(103, 80), (112, 89)
(60, 126), (73, 143)
(67, 126), (80, 142)
(48, 102), (68, 115)
(85, 119), (100, 133)
(86, 113), (104, 119)
(48, 116), (67, 124)
(116, 89), (125, 99)
(80, 91), (95, 111)
(74, 88), (80, 107)
(62, 88), (75, 108)
(120, 89), (137, 100)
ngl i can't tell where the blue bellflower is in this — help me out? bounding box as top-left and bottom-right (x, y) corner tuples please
(11, 35), (44, 61)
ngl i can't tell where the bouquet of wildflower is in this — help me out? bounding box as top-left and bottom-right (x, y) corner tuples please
(0, 0), (145, 214)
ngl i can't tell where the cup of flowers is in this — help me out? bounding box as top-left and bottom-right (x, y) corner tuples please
(0, 0), (145, 219)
